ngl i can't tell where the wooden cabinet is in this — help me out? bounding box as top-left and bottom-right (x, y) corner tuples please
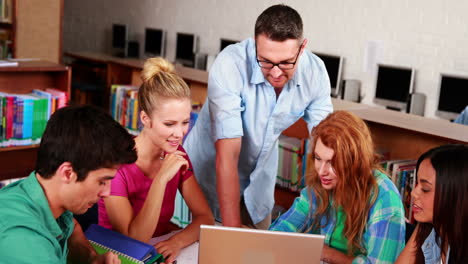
(0, 0), (16, 58)
(0, 61), (70, 180)
(0, 0), (63, 62)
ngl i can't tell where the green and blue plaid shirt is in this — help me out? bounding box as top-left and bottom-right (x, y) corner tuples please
(270, 170), (405, 263)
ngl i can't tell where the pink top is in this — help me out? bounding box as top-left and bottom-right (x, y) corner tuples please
(98, 145), (193, 237)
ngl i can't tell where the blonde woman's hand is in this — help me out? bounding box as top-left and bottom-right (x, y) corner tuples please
(157, 151), (189, 184)
(154, 237), (183, 264)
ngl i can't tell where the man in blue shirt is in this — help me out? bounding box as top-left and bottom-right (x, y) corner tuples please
(0, 106), (137, 263)
(184, 4), (333, 228)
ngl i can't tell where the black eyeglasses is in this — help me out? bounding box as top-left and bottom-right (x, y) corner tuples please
(256, 41), (304, 70)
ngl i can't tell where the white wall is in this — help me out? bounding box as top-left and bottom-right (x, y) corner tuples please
(63, 0), (468, 119)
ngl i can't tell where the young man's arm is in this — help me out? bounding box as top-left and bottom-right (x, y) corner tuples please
(215, 137), (242, 227)
(68, 219), (120, 264)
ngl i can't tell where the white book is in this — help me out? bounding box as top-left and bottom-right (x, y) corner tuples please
(0, 60), (17, 67)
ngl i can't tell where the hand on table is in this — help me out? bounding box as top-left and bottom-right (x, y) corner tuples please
(155, 237), (183, 264)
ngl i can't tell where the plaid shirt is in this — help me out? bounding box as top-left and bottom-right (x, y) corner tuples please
(270, 170), (405, 264)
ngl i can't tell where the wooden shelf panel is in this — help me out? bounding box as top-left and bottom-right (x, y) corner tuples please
(0, 144), (39, 152)
(0, 71), (68, 94)
(0, 146), (37, 180)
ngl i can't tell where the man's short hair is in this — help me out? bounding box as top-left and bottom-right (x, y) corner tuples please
(254, 4), (303, 41)
(35, 105), (137, 181)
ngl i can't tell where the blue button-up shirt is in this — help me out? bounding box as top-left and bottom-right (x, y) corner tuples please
(422, 228), (450, 264)
(183, 38), (332, 224)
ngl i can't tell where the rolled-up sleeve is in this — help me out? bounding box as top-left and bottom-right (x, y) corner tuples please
(208, 53), (245, 141)
(302, 57), (333, 133)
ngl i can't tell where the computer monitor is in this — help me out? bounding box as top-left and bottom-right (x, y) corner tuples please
(112, 24), (128, 57)
(175, 32), (198, 67)
(314, 52), (344, 97)
(373, 64), (415, 111)
(144, 28), (166, 57)
(436, 74), (468, 120)
(220, 38), (238, 52)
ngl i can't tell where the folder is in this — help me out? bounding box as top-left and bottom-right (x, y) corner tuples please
(85, 224), (164, 264)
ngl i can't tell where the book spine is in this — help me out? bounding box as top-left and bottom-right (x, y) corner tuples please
(88, 240), (144, 264)
(22, 98), (33, 139)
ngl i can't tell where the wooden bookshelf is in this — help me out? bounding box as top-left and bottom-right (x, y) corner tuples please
(0, 0), (63, 62)
(64, 51), (209, 109)
(0, 60), (70, 181)
(0, 0), (16, 58)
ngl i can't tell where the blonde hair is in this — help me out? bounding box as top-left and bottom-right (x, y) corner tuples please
(306, 111), (380, 255)
(138, 57), (190, 115)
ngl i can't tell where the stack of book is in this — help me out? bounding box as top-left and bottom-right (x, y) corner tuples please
(110, 85), (141, 135)
(382, 159), (417, 224)
(276, 135), (310, 192)
(0, 88), (67, 147)
(171, 190), (191, 228)
(0, 0), (12, 23)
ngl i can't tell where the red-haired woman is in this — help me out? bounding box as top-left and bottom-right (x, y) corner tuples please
(270, 111), (406, 263)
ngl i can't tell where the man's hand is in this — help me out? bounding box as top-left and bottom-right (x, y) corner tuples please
(90, 252), (121, 264)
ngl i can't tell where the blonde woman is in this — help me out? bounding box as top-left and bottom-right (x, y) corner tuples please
(98, 57), (214, 263)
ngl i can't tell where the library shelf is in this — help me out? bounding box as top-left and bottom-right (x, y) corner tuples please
(0, 61), (70, 181)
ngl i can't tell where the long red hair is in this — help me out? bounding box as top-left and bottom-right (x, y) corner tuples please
(306, 111), (381, 255)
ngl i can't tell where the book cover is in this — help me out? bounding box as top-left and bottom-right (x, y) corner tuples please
(45, 88), (67, 109)
(85, 224), (163, 264)
(32, 89), (52, 119)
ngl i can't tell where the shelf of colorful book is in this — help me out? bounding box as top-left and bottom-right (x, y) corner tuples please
(0, 61), (70, 180)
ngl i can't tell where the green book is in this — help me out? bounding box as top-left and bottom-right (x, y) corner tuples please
(89, 240), (161, 264)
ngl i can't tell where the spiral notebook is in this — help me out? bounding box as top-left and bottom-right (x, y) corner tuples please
(85, 224), (164, 264)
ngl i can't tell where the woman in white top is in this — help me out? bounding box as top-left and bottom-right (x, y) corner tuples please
(396, 144), (468, 264)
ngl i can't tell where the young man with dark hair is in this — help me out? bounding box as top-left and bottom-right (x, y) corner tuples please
(0, 105), (137, 263)
(184, 4), (333, 229)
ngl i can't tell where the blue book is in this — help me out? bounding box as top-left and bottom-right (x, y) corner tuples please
(85, 224), (163, 264)
(17, 95), (35, 140)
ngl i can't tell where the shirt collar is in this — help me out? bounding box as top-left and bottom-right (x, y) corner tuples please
(248, 38), (265, 85)
(25, 172), (74, 238)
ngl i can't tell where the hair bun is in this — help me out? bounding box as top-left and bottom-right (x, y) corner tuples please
(141, 57), (175, 83)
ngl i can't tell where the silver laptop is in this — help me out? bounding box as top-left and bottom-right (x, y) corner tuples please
(198, 225), (325, 264)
